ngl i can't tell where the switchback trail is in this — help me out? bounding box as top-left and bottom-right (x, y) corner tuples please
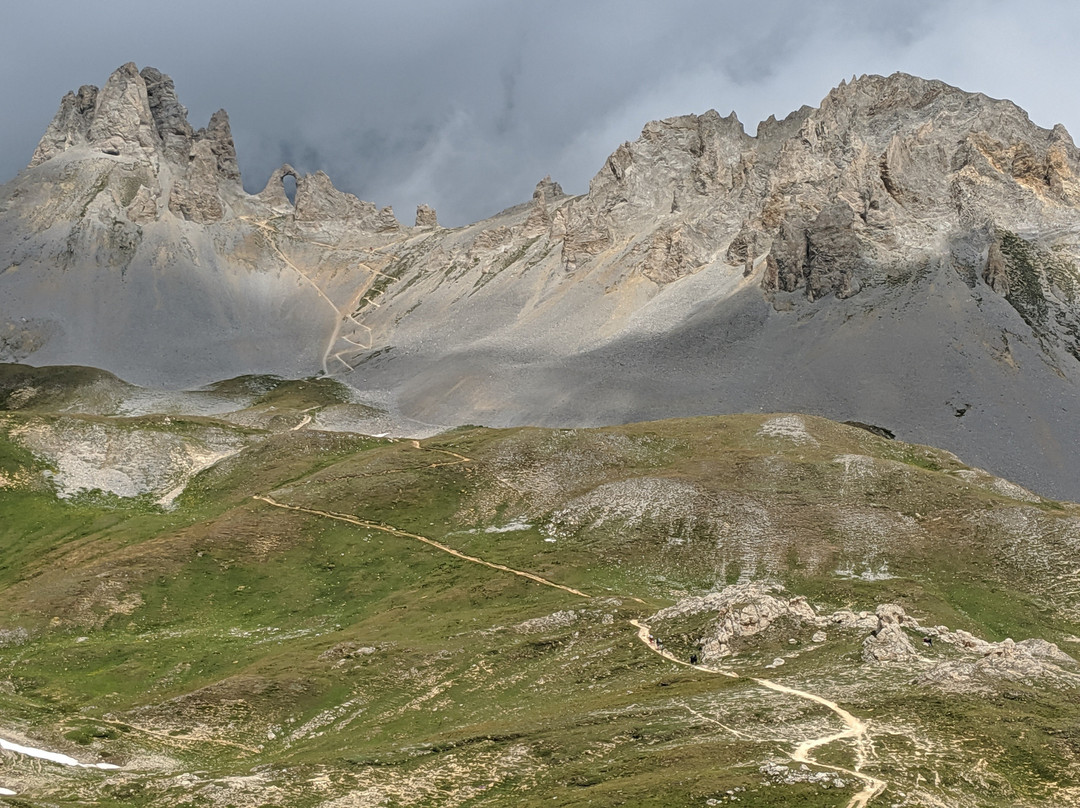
(755, 678), (885, 808)
(240, 216), (378, 374)
(629, 619), (886, 808)
(253, 440), (886, 806)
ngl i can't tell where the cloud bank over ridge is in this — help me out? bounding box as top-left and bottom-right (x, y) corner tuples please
(2, 0), (1078, 225)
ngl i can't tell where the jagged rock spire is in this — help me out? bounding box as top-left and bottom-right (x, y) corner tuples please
(86, 62), (158, 156)
(415, 204), (438, 228)
(29, 85), (98, 166)
(30, 62), (166, 165)
(201, 110), (241, 184)
(140, 66), (193, 161)
(28, 63), (242, 188)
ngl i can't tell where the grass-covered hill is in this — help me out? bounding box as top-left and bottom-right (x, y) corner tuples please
(0, 371), (1078, 806)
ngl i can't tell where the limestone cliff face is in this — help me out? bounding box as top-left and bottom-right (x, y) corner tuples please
(7, 67), (1080, 501)
(353, 72), (1080, 345)
(341, 72), (1080, 501)
(0, 63), (405, 389)
(552, 73), (1080, 309)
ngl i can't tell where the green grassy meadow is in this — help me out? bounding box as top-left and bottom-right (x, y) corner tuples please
(0, 382), (1078, 806)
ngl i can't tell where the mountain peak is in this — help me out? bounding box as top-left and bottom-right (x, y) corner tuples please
(85, 61), (158, 157)
(7, 67), (1080, 503)
(22, 64), (407, 228)
(28, 62), (241, 186)
(140, 65), (194, 161)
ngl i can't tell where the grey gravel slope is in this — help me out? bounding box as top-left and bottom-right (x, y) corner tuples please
(356, 258), (1078, 499)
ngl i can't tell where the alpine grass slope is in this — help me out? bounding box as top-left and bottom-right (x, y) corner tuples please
(0, 369), (1078, 805)
(1, 64), (1080, 807)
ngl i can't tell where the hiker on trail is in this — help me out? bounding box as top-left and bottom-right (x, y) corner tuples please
(690, 653), (698, 665)
(656, 639), (664, 651)
(649, 634), (655, 645)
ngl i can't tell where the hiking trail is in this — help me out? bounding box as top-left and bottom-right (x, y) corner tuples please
(250, 438), (889, 806)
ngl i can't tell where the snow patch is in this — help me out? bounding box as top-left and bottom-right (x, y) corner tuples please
(0, 736), (119, 769)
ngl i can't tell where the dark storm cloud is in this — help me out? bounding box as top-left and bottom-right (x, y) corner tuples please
(3, 0), (1079, 225)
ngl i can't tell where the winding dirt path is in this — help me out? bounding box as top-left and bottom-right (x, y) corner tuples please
(755, 678), (885, 808)
(251, 439), (885, 805)
(240, 216), (379, 374)
(629, 619), (885, 807)
(254, 495), (591, 600)
(629, 619), (737, 678)
(2, 437), (888, 803)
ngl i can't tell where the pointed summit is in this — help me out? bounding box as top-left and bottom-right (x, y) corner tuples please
(140, 66), (193, 161)
(30, 62), (161, 165)
(200, 109), (241, 184)
(28, 63), (241, 184)
(86, 61), (158, 156)
(29, 84), (98, 166)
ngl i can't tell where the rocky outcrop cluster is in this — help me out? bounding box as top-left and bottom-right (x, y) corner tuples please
(648, 582), (818, 661)
(648, 583), (922, 663)
(861, 603), (918, 662)
(31, 63), (243, 225)
(918, 637), (1079, 693)
(649, 583), (1078, 692)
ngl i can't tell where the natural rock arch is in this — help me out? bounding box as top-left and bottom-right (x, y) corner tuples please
(282, 173), (297, 205)
(257, 164), (299, 210)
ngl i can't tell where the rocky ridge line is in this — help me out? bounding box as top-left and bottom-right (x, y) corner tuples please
(9, 65), (1080, 503)
(27, 63), (406, 230)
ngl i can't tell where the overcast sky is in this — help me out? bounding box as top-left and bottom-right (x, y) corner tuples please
(2, 0), (1079, 226)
